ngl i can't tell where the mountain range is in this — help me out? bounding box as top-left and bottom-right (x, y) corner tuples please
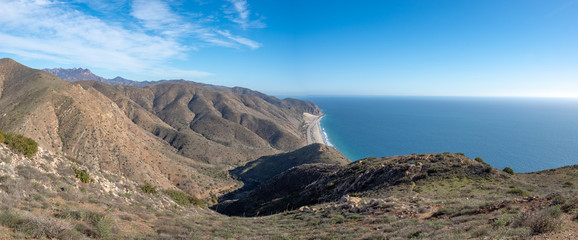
(3, 59), (320, 198)
(0, 59), (576, 239)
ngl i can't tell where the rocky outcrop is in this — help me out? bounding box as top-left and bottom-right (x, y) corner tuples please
(216, 153), (504, 216)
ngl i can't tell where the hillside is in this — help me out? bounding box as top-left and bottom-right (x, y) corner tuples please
(215, 152), (578, 238)
(231, 143), (349, 189)
(44, 68), (321, 116)
(1, 59), (326, 199)
(0, 59), (238, 197)
(2, 139), (575, 239)
(75, 80), (318, 164)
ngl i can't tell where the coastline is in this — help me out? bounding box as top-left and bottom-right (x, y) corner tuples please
(304, 113), (325, 145)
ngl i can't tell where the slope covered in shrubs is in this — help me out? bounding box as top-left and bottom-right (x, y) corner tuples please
(0, 130), (38, 158)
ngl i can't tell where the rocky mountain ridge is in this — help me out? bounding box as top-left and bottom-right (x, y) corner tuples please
(43, 68), (323, 115)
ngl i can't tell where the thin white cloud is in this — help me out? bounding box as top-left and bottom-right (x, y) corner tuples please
(225, 0), (265, 29)
(131, 0), (184, 35)
(217, 30), (262, 49)
(0, 0), (263, 79)
(228, 0), (249, 27)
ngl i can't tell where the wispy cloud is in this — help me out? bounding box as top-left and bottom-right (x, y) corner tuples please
(131, 0), (185, 35)
(0, 0), (264, 79)
(228, 0), (250, 28)
(225, 0), (265, 29)
(217, 30), (261, 49)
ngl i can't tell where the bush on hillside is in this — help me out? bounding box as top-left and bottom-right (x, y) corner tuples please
(474, 157), (485, 164)
(73, 167), (92, 183)
(141, 182), (157, 194)
(0, 131), (38, 158)
(163, 190), (205, 207)
(503, 167), (515, 175)
(515, 209), (562, 235)
(507, 188), (529, 197)
(0, 208), (75, 238)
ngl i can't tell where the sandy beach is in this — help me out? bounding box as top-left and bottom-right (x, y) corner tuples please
(303, 113), (325, 145)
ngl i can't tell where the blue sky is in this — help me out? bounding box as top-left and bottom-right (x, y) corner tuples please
(1, 0), (577, 97)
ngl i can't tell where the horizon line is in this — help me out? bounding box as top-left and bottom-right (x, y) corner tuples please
(274, 94), (578, 99)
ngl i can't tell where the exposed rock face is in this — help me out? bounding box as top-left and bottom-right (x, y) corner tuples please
(43, 68), (108, 83)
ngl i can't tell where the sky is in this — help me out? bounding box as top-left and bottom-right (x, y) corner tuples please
(0, 0), (577, 97)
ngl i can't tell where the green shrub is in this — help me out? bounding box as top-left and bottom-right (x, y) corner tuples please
(73, 167), (91, 183)
(503, 167), (515, 175)
(56, 209), (116, 238)
(564, 181), (574, 187)
(547, 206), (563, 218)
(163, 190), (205, 207)
(516, 211), (562, 235)
(0, 208), (73, 238)
(474, 157), (485, 164)
(94, 215), (116, 239)
(1, 131), (38, 158)
(492, 217), (512, 229)
(141, 182), (157, 194)
(0, 209), (23, 228)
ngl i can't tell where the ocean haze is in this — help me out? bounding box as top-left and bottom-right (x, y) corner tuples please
(305, 96), (578, 173)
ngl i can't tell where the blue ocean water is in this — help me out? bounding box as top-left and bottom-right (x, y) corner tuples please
(303, 96), (578, 173)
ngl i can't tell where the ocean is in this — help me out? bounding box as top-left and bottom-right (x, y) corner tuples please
(302, 96), (578, 173)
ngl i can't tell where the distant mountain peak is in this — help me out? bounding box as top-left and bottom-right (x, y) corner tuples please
(43, 67), (104, 82)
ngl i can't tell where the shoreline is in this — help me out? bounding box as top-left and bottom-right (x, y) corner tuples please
(304, 113), (325, 145)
